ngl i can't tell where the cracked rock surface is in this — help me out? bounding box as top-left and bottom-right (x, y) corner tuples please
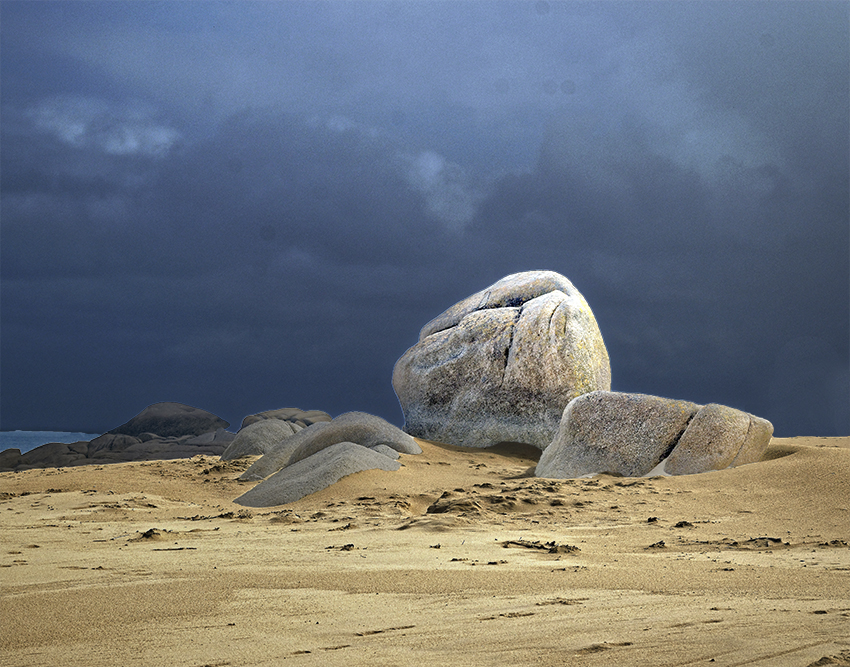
(536, 391), (774, 478)
(392, 270), (611, 449)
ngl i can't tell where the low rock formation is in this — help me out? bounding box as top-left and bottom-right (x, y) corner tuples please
(393, 270), (611, 448)
(239, 411), (421, 482)
(234, 442), (401, 507)
(0, 404), (235, 472)
(221, 419), (302, 461)
(536, 391), (774, 478)
(108, 402), (229, 438)
(662, 403), (774, 475)
(0, 428), (236, 471)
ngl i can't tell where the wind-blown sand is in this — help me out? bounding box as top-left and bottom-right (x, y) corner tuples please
(1, 436), (848, 667)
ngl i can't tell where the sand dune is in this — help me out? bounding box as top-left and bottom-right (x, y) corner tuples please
(1, 437), (848, 666)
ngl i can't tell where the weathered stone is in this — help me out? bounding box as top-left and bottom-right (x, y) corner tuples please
(371, 444), (400, 460)
(19, 442), (88, 468)
(240, 408), (331, 430)
(536, 391), (775, 479)
(0, 448), (22, 469)
(287, 412), (421, 465)
(234, 441), (401, 507)
(108, 402), (229, 438)
(2, 440), (87, 471)
(88, 433), (142, 454)
(221, 420), (300, 461)
(663, 404), (750, 475)
(731, 415), (774, 466)
(392, 270), (611, 449)
(239, 412), (420, 482)
(536, 391), (699, 478)
(92, 433), (224, 461)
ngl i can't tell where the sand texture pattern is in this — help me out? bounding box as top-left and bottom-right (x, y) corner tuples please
(1, 436), (849, 667)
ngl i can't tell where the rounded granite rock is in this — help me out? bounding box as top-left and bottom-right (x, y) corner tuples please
(731, 415), (775, 466)
(392, 270), (611, 449)
(664, 404), (774, 475)
(234, 442), (401, 507)
(238, 411), (421, 482)
(536, 391), (775, 479)
(662, 404), (750, 475)
(220, 420), (300, 461)
(87, 433), (143, 454)
(536, 391), (699, 478)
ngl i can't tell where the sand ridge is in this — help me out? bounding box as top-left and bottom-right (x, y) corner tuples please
(1, 437), (849, 666)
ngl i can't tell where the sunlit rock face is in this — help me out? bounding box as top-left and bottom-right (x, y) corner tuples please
(663, 403), (774, 475)
(536, 391), (774, 478)
(392, 271), (611, 449)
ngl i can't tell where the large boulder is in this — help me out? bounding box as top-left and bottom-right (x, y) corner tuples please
(239, 411), (421, 482)
(108, 402), (229, 438)
(234, 442), (401, 507)
(221, 419), (301, 461)
(392, 270), (611, 448)
(536, 391), (774, 478)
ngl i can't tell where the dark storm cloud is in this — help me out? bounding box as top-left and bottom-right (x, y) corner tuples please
(1, 1), (847, 436)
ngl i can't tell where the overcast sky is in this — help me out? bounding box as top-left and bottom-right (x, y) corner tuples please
(1, 0), (848, 437)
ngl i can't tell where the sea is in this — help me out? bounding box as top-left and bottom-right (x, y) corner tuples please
(0, 431), (102, 455)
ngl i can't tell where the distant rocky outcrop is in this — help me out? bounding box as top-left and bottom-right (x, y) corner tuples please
(0, 428), (236, 472)
(393, 270), (611, 449)
(240, 407), (332, 430)
(0, 403), (236, 472)
(233, 412), (421, 506)
(109, 402), (229, 438)
(535, 391), (773, 478)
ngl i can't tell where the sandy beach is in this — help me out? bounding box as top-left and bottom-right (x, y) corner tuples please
(2, 436), (849, 667)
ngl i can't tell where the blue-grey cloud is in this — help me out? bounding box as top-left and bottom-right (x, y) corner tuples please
(1, 1), (847, 436)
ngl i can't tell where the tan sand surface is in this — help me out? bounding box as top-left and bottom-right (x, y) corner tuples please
(1, 436), (849, 667)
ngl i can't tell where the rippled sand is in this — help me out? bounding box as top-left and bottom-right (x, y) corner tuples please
(2, 436), (849, 667)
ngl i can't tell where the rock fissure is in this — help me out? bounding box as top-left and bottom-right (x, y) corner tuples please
(537, 391), (773, 479)
(394, 270), (772, 474)
(500, 307), (523, 387)
(546, 300), (560, 338)
(659, 412), (696, 463)
(393, 271), (611, 449)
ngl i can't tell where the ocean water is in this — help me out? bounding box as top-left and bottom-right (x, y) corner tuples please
(0, 431), (101, 455)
